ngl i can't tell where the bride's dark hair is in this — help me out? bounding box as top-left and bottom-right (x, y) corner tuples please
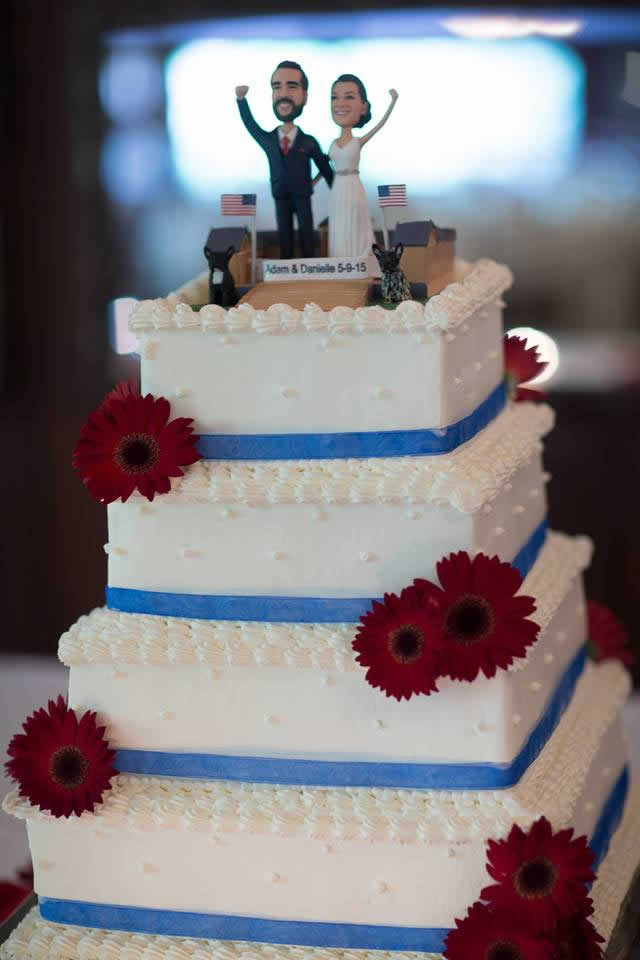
(332, 74), (371, 127)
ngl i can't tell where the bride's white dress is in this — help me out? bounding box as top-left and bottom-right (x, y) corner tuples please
(328, 137), (374, 259)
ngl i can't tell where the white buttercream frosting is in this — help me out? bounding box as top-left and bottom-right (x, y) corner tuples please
(4, 661), (628, 844)
(118, 403), (554, 510)
(59, 531), (590, 668)
(128, 260), (513, 336)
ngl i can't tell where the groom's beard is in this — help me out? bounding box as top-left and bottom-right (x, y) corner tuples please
(273, 97), (304, 122)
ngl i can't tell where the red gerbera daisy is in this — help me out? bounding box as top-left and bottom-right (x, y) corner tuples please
(444, 901), (555, 960)
(5, 696), (117, 818)
(103, 379), (140, 407)
(412, 552), (539, 682)
(481, 817), (596, 932)
(352, 587), (440, 700)
(587, 602), (633, 669)
(0, 883), (30, 925)
(504, 334), (548, 403)
(72, 383), (200, 503)
(552, 907), (605, 960)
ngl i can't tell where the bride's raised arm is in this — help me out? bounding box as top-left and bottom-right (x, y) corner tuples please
(360, 89), (398, 147)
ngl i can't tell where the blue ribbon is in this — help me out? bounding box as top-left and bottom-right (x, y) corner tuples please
(107, 518), (547, 624)
(590, 767), (629, 869)
(36, 764), (630, 951)
(112, 643), (585, 789)
(196, 383), (506, 460)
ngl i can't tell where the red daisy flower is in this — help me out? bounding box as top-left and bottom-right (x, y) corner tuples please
(5, 696), (117, 818)
(587, 602), (633, 669)
(0, 883), (31, 925)
(504, 334), (548, 403)
(103, 379), (140, 407)
(412, 551), (539, 683)
(552, 908), (604, 960)
(73, 383), (200, 503)
(352, 587), (440, 700)
(481, 817), (596, 932)
(444, 901), (555, 960)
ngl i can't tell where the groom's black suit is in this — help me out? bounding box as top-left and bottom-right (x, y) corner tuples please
(237, 98), (334, 258)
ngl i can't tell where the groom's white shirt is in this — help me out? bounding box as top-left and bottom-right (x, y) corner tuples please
(277, 126), (298, 147)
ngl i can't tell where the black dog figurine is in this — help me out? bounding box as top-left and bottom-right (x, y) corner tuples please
(203, 244), (238, 308)
(372, 243), (412, 304)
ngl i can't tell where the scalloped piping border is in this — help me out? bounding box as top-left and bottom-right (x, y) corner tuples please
(119, 402), (554, 510)
(128, 259), (513, 337)
(59, 531), (591, 668)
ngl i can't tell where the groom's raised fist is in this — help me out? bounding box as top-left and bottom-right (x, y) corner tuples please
(235, 85), (249, 99)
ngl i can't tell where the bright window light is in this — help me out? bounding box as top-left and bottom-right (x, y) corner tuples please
(165, 36), (583, 215)
(507, 326), (560, 384)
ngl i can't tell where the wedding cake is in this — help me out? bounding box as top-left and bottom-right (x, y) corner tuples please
(2, 258), (638, 959)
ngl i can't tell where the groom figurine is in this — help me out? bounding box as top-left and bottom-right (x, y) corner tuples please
(236, 61), (333, 259)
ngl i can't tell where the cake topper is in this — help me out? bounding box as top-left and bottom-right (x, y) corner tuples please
(372, 242), (412, 304)
(235, 61), (334, 259)
(325, 78), (398, 258)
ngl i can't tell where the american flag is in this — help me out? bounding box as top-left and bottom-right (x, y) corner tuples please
(377, 184), (407, 208)
(220, 193), (257, 216)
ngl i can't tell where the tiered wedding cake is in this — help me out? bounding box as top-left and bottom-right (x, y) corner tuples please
(2, 259), (638, 959)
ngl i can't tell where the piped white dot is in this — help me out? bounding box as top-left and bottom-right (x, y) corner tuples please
(173, 387), (191, 399)
(181, 547), (200, 559)
(512, 505), (525, 515)
(373, 880), (388, 894)
(544, 653), (554, 665)
(372, 386), (392, 400)
(512, 713), (522, 726)
(454, 376), (463, 387)
(103, 543), (111, 555)
(494, 526), (505, 536)
(360, 551), (377, 563)
(529, 488), (540, 498)
(530, 681), (542, 692)
(280, 386), (297, 399)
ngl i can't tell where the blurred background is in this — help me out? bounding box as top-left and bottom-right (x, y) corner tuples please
(1, 1), (639, 670)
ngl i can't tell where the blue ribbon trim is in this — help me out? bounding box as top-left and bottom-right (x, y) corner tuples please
(113, 642), (584, 790)
(196, 383), (506, 461)
(36, 763), (630, 951)
(590, 766), (629, 870)
(107, 518), (547, 625)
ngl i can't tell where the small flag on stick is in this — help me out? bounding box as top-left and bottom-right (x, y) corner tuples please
(377, 184), (407, 208)
(221, 193), (257, 216)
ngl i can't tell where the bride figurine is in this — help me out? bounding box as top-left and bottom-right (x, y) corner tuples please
(326, 75), (398, 259)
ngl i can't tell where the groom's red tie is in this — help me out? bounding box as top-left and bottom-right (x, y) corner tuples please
(281, 135), (290, 155)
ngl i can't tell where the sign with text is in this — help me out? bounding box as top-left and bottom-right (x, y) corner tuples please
(262, 257), (370, 282)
